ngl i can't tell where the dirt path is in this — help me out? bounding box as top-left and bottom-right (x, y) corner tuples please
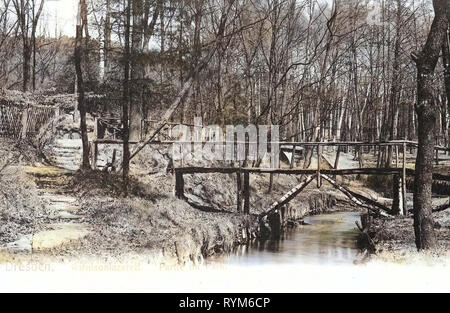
(5, 166), (90, 253)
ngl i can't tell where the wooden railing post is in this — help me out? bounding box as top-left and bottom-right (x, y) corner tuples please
(94, 141), (98, 169)
(90, 142), (94, 168)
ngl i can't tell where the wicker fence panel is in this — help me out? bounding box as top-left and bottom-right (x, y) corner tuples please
(0, 104), (23, 138)
(0, 103), (56, 139)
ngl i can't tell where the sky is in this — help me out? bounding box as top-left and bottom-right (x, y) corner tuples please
(40, 0), (78, 37)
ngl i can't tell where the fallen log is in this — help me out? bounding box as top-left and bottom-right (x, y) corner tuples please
(320, 174), (393, 217)
(260, 175), (315, 218)
(346, 188), (394, 215)
(433, 203), (450, 213)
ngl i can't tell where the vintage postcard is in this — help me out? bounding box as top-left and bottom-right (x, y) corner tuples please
(0, 0), (449, 299)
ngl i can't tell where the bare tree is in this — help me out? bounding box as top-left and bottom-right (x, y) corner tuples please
(122, 0), (131, 191)
(75, 0), (91, 170)
(12, 0), (44, 92)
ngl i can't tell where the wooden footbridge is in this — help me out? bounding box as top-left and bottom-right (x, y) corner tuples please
(88, 118), (450, 218)
(169, 141), (450, 218)
(2, 100), (448, 218)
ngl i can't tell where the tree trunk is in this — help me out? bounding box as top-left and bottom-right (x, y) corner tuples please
(411, 0), (449, 250)
(386, 0), (404, 168)
(104, 0), (111, 79)
(442, 27), (450, 149)
(122, 1), (131, 191)
(22, 42), (30, 92)
(74, 3), (90, 170)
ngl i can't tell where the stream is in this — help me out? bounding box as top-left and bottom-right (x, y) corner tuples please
(210, 212), (361, 266)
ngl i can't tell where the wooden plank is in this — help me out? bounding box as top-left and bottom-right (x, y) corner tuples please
(175, 167), (404, 176)
(177, 167), (240, 174)
(94, 139), (141, 144)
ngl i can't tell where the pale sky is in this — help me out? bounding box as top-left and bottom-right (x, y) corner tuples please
(41, 0), (78, 37)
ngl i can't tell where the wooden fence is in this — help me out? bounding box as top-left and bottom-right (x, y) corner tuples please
(0, 102), (58, 139)
(0, 104), (22, 138)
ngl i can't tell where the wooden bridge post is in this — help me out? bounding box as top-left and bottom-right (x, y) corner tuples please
(94, 141), (98, 169)
(90, 140), (99, 169)
(392, 175), (404, 215)
(317, 143), (322, 188)
(334, 146), (341, 170)
(243, 171), (250, 214)
(90, 142), (94, 168)
(436, 146), (439, 165)
(236, 170), (242, 213)
(395, 145), (399, 168)
(174, 170), (185, 199)
(94, 117), (99, 139)
(290, 143), (295, 169)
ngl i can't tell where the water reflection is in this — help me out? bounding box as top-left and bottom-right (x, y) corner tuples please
(212, 212), (361, 266)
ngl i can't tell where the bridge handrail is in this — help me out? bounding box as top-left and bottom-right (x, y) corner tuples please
(90, 138), (450, 150)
